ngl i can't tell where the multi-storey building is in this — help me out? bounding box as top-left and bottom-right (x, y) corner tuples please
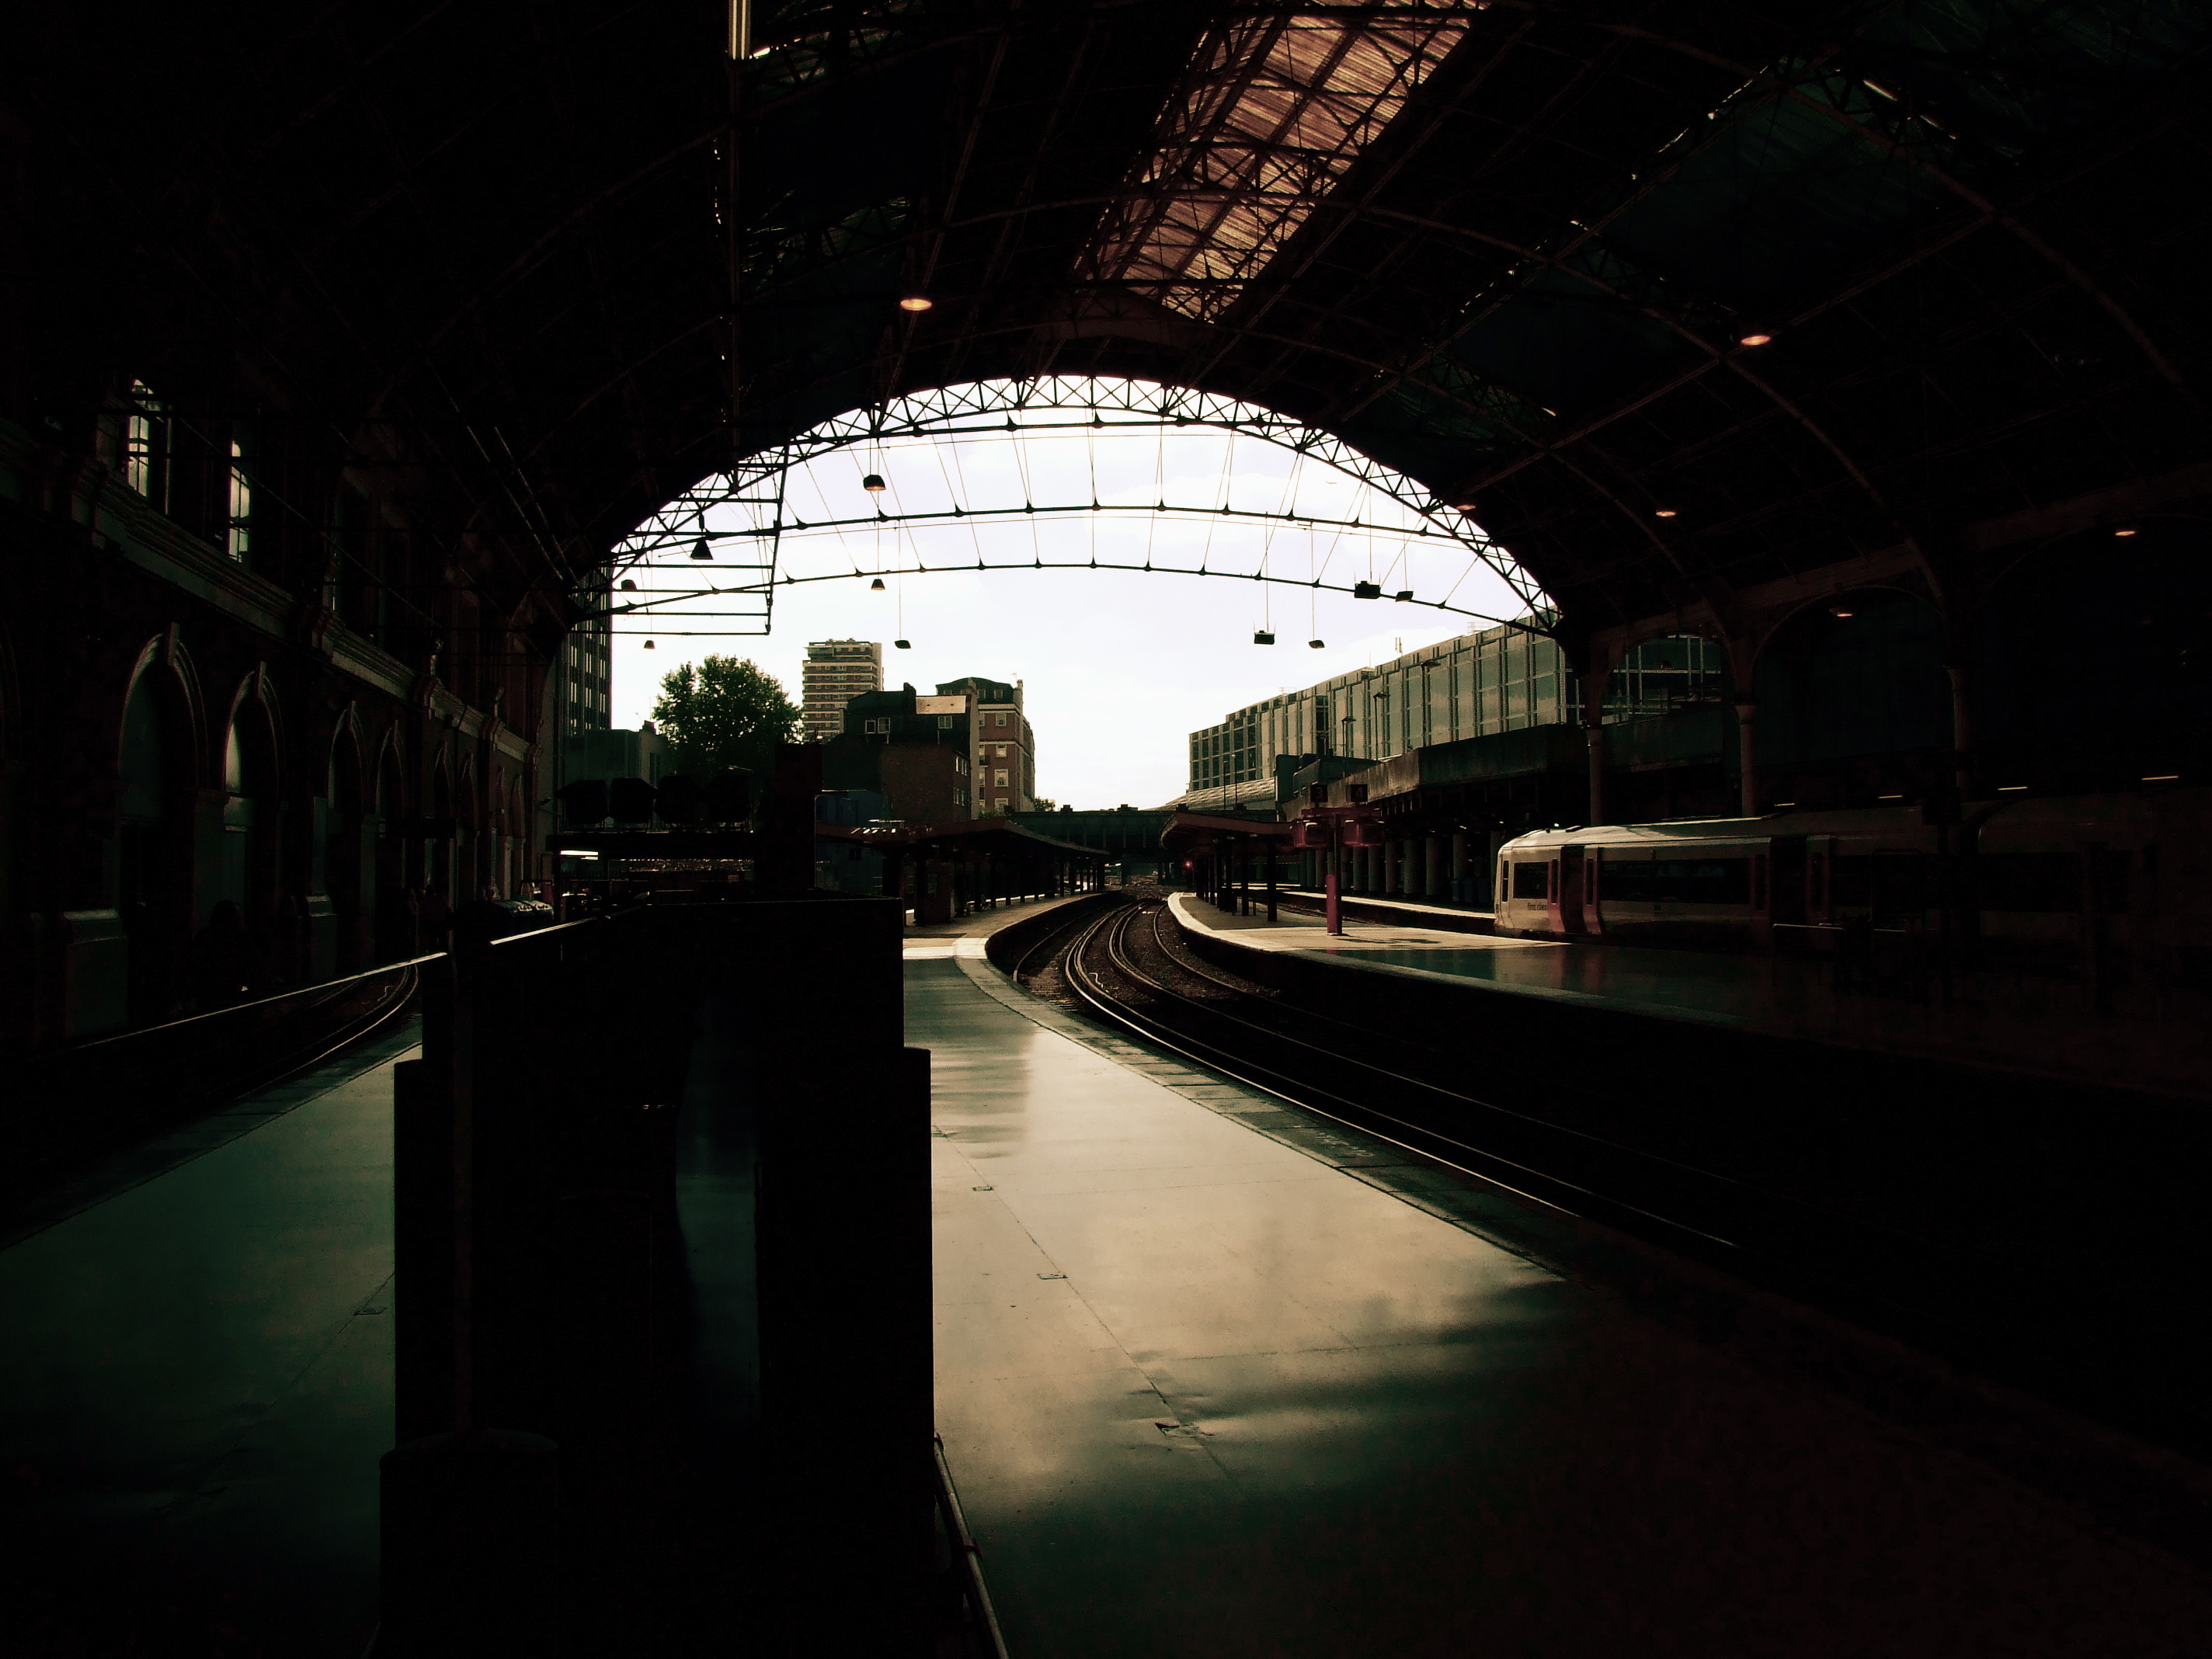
(936, 676), (1034, 816)
(558, 610), (613, 741)
(1179, 619), (1727, 812)
(821, 684), (974, 826)
(802, 638), (884, 743)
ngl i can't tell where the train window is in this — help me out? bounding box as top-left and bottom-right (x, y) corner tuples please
(1599, 858), (1751, 905)
(1511, 861), (1548, 900)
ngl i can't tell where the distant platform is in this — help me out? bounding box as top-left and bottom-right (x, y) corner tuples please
(1168, 894), (2211, 1095)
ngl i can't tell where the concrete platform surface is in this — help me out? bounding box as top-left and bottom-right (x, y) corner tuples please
(919, 937), (2212, 1657)
(0, 1021), (414, 1657)
(1170, 892), (2212, 1092)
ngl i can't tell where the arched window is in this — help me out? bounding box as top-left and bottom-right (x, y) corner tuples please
(118, 669), (188, 1024)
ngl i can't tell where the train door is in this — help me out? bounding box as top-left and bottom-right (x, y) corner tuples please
(1804, 835), (1836, 927)
(1550, 844), (1587, 935)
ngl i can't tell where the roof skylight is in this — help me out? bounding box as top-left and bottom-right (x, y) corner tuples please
(1085, 5), (1469, 323)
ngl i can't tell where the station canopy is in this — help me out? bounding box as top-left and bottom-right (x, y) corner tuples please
(52, 0), (2210, 645)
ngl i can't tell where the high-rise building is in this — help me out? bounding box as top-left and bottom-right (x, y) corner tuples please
(802, 638), (883, 743)
(558, 610), (613, 740)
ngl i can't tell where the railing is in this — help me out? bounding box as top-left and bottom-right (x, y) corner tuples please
(5, 955), (428, 1209)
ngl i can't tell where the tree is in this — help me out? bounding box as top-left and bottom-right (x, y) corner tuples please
(649, 656), (800, 784)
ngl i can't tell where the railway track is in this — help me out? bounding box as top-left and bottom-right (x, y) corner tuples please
(1052, 899), (1921, 1296)
(1035, 896), (2199, 1444)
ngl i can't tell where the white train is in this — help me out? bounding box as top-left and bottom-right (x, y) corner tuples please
(1494, 791), (2212, 980)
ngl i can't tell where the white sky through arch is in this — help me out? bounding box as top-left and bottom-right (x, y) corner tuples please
(609, 379), (1534, 809)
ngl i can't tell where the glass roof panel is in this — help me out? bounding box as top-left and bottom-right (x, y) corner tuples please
(1087, 5), (1469, 322)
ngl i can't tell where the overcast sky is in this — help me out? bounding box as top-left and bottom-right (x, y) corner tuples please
(607, 388), (1530, 809)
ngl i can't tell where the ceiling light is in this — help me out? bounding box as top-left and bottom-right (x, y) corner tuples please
(894, 638), (911, 649)
(1309, 639), (1325, 649)
(1254, 631), (1275, 645)
(1737, 332), (1773, 347)
(690, 539), (712, 560)
(863, 474), (887, 492)
(1828, 604), (1854, 618)
(2113, 525), (2137, 537)
(1452, 501), (1478, 513)
(618, 579), (637, 591)
(898, 296), (933, 313)
(643, 640), (656, 650)
(870, 577), (885, 590)
(2144, 774), (2179, 781)
(1393, 590), (1414, 602)
(1654, 509), (1677, 518)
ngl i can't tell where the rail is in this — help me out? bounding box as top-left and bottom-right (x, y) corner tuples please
(1056, 901), (1967, 1336)
(7, 954), (430, 1203)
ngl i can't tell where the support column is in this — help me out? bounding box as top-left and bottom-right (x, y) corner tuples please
(1425, 834), (1442, 900)
(1449, 832), (1466, 905)
(1948, 663), (1974, 803)
(1736, 701), (1759, 817)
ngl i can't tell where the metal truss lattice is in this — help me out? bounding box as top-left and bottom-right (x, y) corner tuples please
(603, 376), (1551, 638)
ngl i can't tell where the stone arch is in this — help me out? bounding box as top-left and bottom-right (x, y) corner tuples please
(372, 728), (412, 959)
(117, 643), (201, 1023)
(321, 711), (367, 976)
(210, 669), (290, 996)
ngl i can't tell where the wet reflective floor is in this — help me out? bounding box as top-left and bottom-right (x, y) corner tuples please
(918, 943), (2212, 1657)
(0, 1025), (412, 1657)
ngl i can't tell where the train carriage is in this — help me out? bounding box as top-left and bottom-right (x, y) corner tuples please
(1495, 791), (2212, 987)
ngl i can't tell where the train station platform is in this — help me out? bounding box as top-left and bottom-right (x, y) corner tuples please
(1168, 893), (2211, 1096)
(0, 1018), (418, 1657)
(916, 903), (2212, 1657)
